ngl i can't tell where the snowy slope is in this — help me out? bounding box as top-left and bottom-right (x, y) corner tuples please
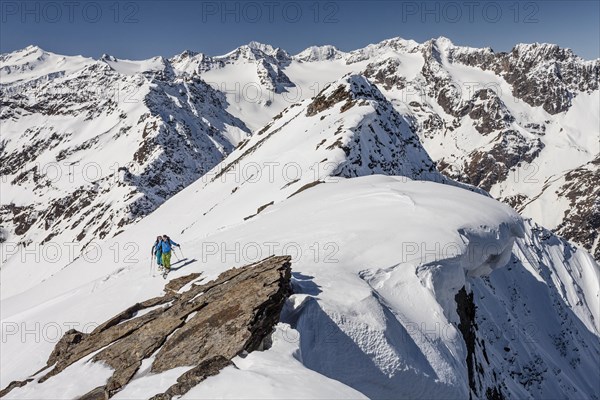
(167, 37), (600, 258)
(0, 73), (446, 297)
(0, 47), (249, 264)
(1, 75), (598, 399)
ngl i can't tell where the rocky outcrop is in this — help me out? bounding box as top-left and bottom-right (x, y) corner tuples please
(1, 256), (292, 399)
(459, 130), (544, 192)
(554, 156), (600, 259)
(306, 83), (355, 117)
(466, 89), (515, 135)
(455, 287), (505, 400)
(451, 43), (599, 114)
(363, 59), (407, 90)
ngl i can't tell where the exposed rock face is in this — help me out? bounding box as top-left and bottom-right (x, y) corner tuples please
(466, 89), (515, 135)
(363, 59), (407, 90)
(0, 48), (249, 249)
(451, 43), (599, 114)
(455, 287), (505, 399)
(170, 41), (294, 94)
(148, 357), (232, 400)
(1, 256), (292, 399)
(553, 156), (600, 259)
(306, 83), (354, 117)
(459, 130), (544, 192)
(358, 39), (597, 256)
(0, 380), (32, 398)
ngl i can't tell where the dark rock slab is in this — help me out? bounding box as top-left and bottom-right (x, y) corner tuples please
(1, 256), (292, 399)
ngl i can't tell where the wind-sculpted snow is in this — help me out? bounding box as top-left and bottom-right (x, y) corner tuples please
(0, 174), (522, 398)
(4, 169), (596, 399)
(466, 222), (600, 398)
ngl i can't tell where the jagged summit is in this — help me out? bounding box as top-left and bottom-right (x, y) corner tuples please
(222, 41), (290, 62)
(429, 35), (454, 49)
(306, 73), (389, 115)
(100, 53), (118, 62)
(512, 41), (600, 63)
(22, 44), (44, 53)
(4, 36), (597, 67)
(177, 49), (200, 58)
(294, 45), (345, 62)
(246, 40), (278, 53)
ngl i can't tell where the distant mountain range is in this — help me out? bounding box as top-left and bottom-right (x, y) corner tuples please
(1, 37), (597, 259)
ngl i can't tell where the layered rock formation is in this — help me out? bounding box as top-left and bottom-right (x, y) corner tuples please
(0, 256), (292, 399)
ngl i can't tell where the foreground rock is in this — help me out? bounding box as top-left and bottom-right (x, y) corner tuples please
(1, 255), (292, 399)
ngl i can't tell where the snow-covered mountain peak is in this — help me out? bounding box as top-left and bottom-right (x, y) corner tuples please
(100, 53), (118, 62)
(430, 35), (455, 50)
(305, 73), (387, 115)
(240, 73), (444, 185)
(0, 46), (250, 264)
(100, 55), (169, 76)
(345, 37), (420, 64)
(177, 73), (448, 233)
(0, 45), (45, 69)
(294, 45), (345, 62)
(512, 42), (568, 58)
(383, 36), (421, 48)
(3, 44), (45, 59)
(246, 40), (278, 54)
(178, 49), (200, 58)
(0, 46), (93, 84)
(24, 44), (42, 51)
(365, 36), (421, 53)
(223, 41), (290, 63)
(509, 42), (599, 68)
(12, 44), (46, 57)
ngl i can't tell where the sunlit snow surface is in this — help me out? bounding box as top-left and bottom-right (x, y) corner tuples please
(2, 175), (598, 398)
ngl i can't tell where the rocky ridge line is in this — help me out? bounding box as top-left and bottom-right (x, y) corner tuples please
(0, 255), (292, 399)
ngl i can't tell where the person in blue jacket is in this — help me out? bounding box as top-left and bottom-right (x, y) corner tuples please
(160, 234), (180, 271)
(151, 236), (163, 268)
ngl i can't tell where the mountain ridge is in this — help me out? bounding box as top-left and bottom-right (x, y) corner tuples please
(5, 36), (599, 63)
(1, 36), (598, 258)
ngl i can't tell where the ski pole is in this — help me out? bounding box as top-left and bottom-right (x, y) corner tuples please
(178, 247), (185, 258)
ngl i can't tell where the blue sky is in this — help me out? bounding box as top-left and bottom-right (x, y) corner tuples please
(1, 1), (598, 60)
